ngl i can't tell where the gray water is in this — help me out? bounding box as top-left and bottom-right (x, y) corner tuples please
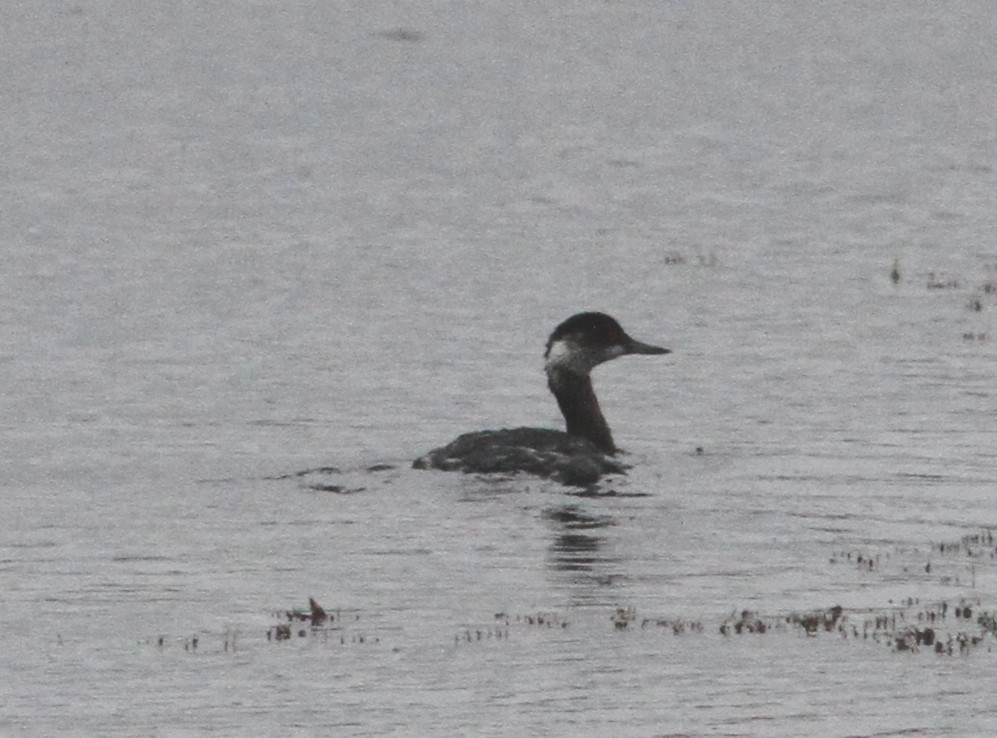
(5, 2), (997, 735)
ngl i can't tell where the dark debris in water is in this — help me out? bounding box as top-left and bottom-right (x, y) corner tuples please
(145, 528), (997, 658)
(912, 261), (997, 336)
(145, 597), (997, 657)
(265, 597), (374, 644)
(660, 250), (719, 267)
(144, 598), (377, 653)
(604, 601), (997, 656)
(455, 611), (569, 645)
(713, 599), (997, 656)
(830, 528), (997, 587)
(829, 550), (883, 571)
(374, 28), (424, 43)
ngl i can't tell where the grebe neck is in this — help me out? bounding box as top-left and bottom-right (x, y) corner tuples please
(546, 367), (615, 454)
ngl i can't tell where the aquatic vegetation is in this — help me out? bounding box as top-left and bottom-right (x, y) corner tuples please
(926, 272), (961, 290)
(707, 601), (997, 655)
(829, 550), (883, 571)
(916, 261), (997, 335)
(455, 626), (510, 644)
(612, 606), (638, 630)
(143, 597), (997, 658)
(281, 597), (330, 626)
(142, 528), (997, 659)
(453, 611), (568, 646)
(265, 597), (373, 644)
(660, 249), (719, 267)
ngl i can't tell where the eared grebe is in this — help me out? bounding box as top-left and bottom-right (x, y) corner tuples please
(413, 312), (669, 486)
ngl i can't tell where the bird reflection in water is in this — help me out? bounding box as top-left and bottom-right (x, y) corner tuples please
(543, 505), (619, 584)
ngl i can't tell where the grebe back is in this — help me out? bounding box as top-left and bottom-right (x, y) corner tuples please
(413, 312), (669, 486)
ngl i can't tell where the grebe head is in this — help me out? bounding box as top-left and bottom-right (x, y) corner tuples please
(544, 312), (670, 377)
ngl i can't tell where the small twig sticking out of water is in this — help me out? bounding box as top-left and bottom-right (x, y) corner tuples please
(891, 259), (901, 285)
(308, 597), (328, 625)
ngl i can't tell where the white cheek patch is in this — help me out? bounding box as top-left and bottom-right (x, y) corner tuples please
(545, 339), (575, 370)
(546, 339), (624, 375)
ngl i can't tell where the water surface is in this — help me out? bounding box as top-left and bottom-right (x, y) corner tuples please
(4, 2), (997, 735)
